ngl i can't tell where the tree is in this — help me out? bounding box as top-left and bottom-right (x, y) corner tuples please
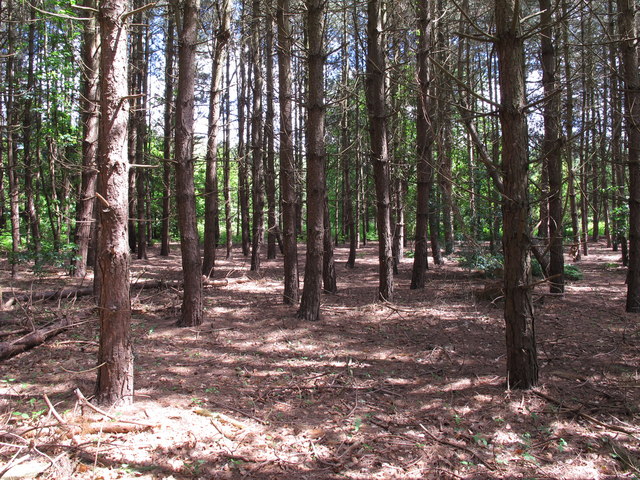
(539, 0), (564, 294)
(95, 0), (134, 406)
(249, 0), (265, 272)
(174, 0), (203, 327)
(160, 7), (175, 257)
(298, 0), (326, 321)
(411, 0), (435, 290)
(71, 0), (100, 277)
(617, 0), (640, 312)
(366, 0), (394, 302)
(277, 0), (299, 305)
(495, 0), (538, 388)
(203, 0), (231, 276)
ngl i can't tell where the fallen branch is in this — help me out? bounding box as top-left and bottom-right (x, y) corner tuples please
(3, 279), (180, 309)
(0, 317), (72, 361)
(419, 424), (496, 471)
(533, 390), (640, 437)
(204, 277), (252, 287)
(74, 389), (157, 430)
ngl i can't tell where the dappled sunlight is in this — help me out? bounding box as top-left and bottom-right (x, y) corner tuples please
(0, 242), (638, 479)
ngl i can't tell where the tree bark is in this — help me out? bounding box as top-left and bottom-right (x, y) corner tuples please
(277, 0), (299, 305)
(617, 0), (640, 312)
(72, 0), (100, 277)
(23, 7), (41, 257)
(297, 0), (326, 321)
(95, 0), (134, 406)
(264, 11), (279, 261)
(174, 0), (203, 327)
(411, 0), (435, 290)
(5, 0), (20, 278)
(495, 0), (538, 389)
(161, 8), (175, 257)
(202, 0), (231, 276)
(366, 0), (394, 301)
(539, 0), (564, 294)
(249, 0), (265, 272)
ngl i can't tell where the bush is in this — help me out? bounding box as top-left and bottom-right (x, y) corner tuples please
(458, 249), (503, 278)
(564, 264), (583, 281)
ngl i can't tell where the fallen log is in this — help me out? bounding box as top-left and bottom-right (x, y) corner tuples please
(0, 317), (71, 361)
(2, 279), (180, 309)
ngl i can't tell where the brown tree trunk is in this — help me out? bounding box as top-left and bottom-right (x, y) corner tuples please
(495, 0), (538, 389)
(411, 0), (435, 290)
(264, 11), (279, 260)
(297, 0), (326, 321)
(249, 0), (265, 272)
(540, 0), (564, 294)
(323, 196), (337, 293)
(95, 0), (134, 406)
(23, 7), (41, 257)
(617, 0), (640, 312)
(174, 0), (203, 327)
(6, 0), (20, 278)
(160, 8), (175, 257)
(237, 31), (251, 257)
(203, 0), (231, 276)
(133, 2), (148, 261)
(223, 53), (233, 259)
(277, 0), (299, 304)
(72, 0), (100, 277)
(562, 0), (580, 260)
(366, 0), (394, 302)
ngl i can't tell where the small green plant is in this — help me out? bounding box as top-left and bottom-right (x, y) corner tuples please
(564, 264), (583, 281)
(205, 387), (219, 394)
(557, 438), (568, 452)
(353, 417), (363, 433)
(473, 433), (489, 447)
(458, 249), (503, 277)
(183, 460), (206, 475)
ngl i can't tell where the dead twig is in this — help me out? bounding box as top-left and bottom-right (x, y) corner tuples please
(419, 424), (496, 471)
(533, 390), (640, 438)
(73, 389), (156, 429)
(43, 395), (65, 425)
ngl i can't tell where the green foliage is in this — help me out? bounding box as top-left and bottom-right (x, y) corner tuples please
(12, 243), (80, 275)
(531, 259), (543, 278)
(564, 264), (583, 281)
(458, 248), (503, 278)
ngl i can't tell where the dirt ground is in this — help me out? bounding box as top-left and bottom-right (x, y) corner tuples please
(0, 240), (638, 479)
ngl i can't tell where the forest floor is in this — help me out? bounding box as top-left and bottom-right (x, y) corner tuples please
(0, 240), (639, 479)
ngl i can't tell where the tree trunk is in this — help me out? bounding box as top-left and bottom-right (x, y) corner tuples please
(366, 0), (394, 301)
(95, 0), (134, 406)
(223, 52), (233, 259)
(23, 7), (41, 257)
(160, 8), (175, 257)
(72, 0), (100, 277)
(539, 0), (564, 294)
(202, 0), (231, 276)
(617, 0), (640, 312)
(297, 0), (326, 321)
(237, 33), (251, 257)
(411, 0), (435, 290)
(6, 0), (20, 278)
(133, 2), (148, 261)
(323, 196), (337, 293)
(264, 11), (279, 261)
(249, 0), (265, 272)
(174, 0), (203, 327)
(495, 0), (538, 389)
(277, 0), (299, 304)
(562, 0), (580, 260)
